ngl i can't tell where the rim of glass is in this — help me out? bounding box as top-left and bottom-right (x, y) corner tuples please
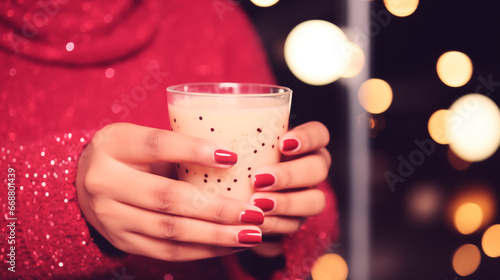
(166, 82), (292, 97)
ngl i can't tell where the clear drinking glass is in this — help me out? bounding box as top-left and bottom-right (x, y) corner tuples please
(167, 83), (292, 202)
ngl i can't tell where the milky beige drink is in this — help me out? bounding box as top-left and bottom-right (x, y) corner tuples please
(167, 83), (292, 201)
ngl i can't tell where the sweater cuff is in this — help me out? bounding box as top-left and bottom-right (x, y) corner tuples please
(0, 132), (125, 279)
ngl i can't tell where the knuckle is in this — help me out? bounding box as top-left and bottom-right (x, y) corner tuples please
(106, 234), (130, 254)
(281, 165), (294, 189)
(159, 215), (182, 239)
(280, 194), (292, 214)
(91, 123), (121, 147)
(82, 166), (103, 195)
(268, 217), (282, 233)
(91, 199), (110, 221)
(213, 203), (229, 224)
(310, 121), (330, 141)
(153, 183), (180, 213)
(313, 190), (327, 215)
(165, 241), (183, 262)
(144, 129), (163, 160)
(321, 148), (332, 169)
(210, 227), (224, 245)
(288, 219), (302, 234)
(189, 138), (205, 161)
(316, 121), (330, 143)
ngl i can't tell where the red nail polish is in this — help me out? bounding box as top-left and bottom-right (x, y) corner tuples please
(240, 210), (264, 225)
(238, 229), (262, 244)
(283, 138), (299, 151)
(254, 173), (275, 189)
(214, 149), (237, 164)
(253, 198), (275, 212)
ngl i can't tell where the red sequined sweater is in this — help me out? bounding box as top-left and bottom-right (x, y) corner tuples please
(0, 0), (339, 279)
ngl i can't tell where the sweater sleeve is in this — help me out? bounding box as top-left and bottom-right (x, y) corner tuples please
(0, 131), (125, 280)
(277, 180), (340, 279)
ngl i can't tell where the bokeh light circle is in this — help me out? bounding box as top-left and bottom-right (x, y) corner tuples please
(482, 224), (500, 258)
(406, 183), (442, 225)
(436, 51), (473, 87)
(311, 253), (348, 280)
(358, 78), (393, 114)
(446, 94), (500, 162)
(340, 42), (365, 78)
(284, 20), (349, 85)
(448, 185), (497, 233)
(250, 0), (279, 7)
(452, 244), (481, 277)
(454, 202), (483, 235)
(428, 109), (450, 145)
(384, 0), (419, 17)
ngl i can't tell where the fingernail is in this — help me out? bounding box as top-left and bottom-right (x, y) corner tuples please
(283, 138), (299, 152)
(253, 173), (275, 189)
(240, 210), (264, 225)
(238, 229), (262, 245)
(214, 149), (237, 164)
(253, 198), (275, 212)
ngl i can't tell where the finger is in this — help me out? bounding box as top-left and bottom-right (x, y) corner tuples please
(280, 121), (330, 155)
(259, 216), (302, 235)
(92, 122), (238, 168)
(86, 158), (265, 225)
(251, 148), (331, 191)
(250, 189), (326, 217)
(114, 232), (242, 262)
(117, 202), (262, 247)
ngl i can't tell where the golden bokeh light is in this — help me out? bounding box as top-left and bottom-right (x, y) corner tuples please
(340, 42), (365, 78)
(311, 254), (348, 280)
(482, 224), (500, 258)
(452, 244), (481, 277)
(454, 202), (483, 235)
(250, 0), (279, 7)
(358, 78), (393, 114)
(428, 109), (450, 145)
(284, 20), (349, 85)
(436, 51), (473, 87)
(446, 94), (500, 162)
(384, 0), (419, 17)
(448, 186), (497, 232)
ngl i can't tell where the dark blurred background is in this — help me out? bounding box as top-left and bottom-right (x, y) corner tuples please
(241, 1), (500, 279)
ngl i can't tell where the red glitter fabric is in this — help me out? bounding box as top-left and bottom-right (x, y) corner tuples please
(0, 0), (339, 279)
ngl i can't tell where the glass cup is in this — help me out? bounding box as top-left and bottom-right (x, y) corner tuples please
(166, 83), (292, 202)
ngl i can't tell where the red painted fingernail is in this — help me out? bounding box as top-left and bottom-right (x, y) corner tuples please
(283, 138), (299, 151)
(238, 229), (262, 244)
(214, 149), (237, 164)
(253, 173), (275, 189)
(253, 198), (275, 212)
(240, 210), (264, 225)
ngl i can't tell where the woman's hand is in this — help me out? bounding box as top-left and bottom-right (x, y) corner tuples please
(249, 121), (331, 256)
(76, 123), (265, 262)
